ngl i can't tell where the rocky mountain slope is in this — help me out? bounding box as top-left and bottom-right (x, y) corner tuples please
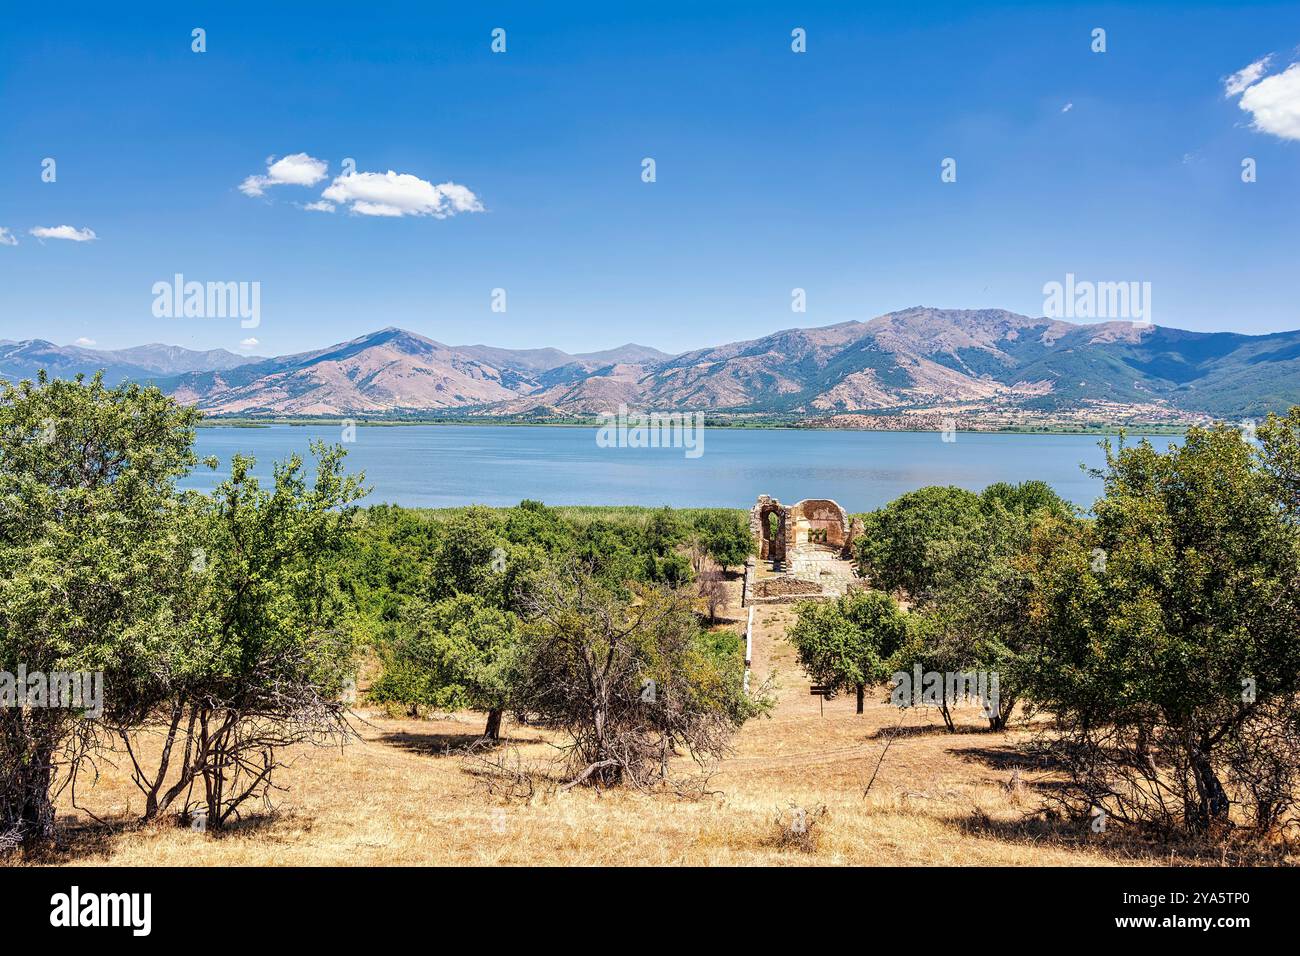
(10, 309), (1300, 418)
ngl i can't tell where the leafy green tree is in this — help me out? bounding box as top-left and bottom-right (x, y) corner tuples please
(0, 374), (198, 847)
(639, 507), (693, 586)
(568, 518), (647, 589)
(1258, 407), (1300, 520)
(366, 501), (557, 733)
(644, 550), (693, 587)
(643, 506), (686, 556)
(502, 499), (571, 554)
(1022, 423), (1300, 833)
(853, 486), (984, 602)
(696, 510), (754, 573)
(370, 594), (518, 739)
(787, 590), (908, 713)
(346, 505), (444, 626)
(979, 480), (1072, 521)
(898, 501), (1066, 731)
(428, 506), (507, 604)
(121, 444), (368, 828)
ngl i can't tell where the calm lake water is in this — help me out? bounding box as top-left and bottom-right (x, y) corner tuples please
(183, 425), (1180, 513)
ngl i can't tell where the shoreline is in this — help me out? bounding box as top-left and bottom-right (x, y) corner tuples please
(195, 417), (1191, 437)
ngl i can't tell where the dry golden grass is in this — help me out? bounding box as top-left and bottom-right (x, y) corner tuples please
(26, 585), (1296, 866)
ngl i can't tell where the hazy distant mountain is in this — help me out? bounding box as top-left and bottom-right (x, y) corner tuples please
(0, 339), (261, 386)
(104, 343), (265, 375)
(11, 309), (1300, 418)
(452, 342), (672, 373)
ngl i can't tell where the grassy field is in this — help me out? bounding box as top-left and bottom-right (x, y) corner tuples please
(31, 576), (1288, 868)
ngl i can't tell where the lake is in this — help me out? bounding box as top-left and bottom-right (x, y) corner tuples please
(183, 425), (1180, 513)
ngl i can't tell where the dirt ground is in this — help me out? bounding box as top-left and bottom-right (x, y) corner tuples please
(28, 581), (1287, 867)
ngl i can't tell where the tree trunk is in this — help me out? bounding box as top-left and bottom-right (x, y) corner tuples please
(1135, 721), (1152, 764)
(19, 743), (55, 844)
(1189, 747), (1230, 831)
(855, 684), (865, 714)
(987, 695), (1015, 732)
(483, 708), (503, 741)
(939, 701), (955, 733)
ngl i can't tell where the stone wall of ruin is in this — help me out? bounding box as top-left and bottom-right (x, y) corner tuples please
(750, 495), (856, 560)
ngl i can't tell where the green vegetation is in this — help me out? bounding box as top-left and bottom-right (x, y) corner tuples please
(814, 432), (1300, 836)
(1, 373), (200, 842)
(513, 565), (768, 789)
(1021, 416), (1300, 833)
(788, 591), (908, 713)
(0, 377), (765, 850)
(5, 369), (1300, 848)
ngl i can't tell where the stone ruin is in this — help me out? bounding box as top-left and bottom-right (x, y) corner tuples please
(744, 495), (865, 605)
(749, 495), (859, 563)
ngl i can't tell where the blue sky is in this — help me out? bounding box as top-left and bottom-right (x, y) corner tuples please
(1, 0), (1298, 357)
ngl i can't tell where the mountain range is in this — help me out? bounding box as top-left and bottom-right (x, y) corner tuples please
(1, 339), (261, 385)
(5, 308), (1299, 420)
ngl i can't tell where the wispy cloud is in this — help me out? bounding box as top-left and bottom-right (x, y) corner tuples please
(30, 225), (97, 242)
(1224, 55), (1274, 97)
(320, 170), (484, 218)
(302, 200), (336, 213)
(1224, 55), (1300, 141)
(73, 337), (96, 347)
(1061, 102), (1073, 113)
(0, 227), (16, 246)
(240, 152), (329, 197)
(239, 337), (260, 350)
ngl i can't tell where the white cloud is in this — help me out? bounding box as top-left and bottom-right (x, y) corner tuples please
(320, 170), (484, 218)
(1224, 55), (1274, 97)
(0, 227), (16, 246)
(1223, 55), (1300, 141)
(1238, 62), (1300, 141)
(239, 337), (259, 349)
(74, 337), (96, 347)
(240, 152), (329, 197)
(302, 200), (336, 213)
(30, 225), (97, 242)
(1061, 102), (1073, 113)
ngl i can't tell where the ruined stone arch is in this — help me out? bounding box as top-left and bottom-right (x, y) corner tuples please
(750, 495), (787, 562)
(750, 495), (859, 562)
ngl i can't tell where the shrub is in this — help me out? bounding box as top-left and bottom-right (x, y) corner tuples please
(514, 565), (767, 790)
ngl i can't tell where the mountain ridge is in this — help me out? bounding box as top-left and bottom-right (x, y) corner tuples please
(4, 309), (1298, 419)
(0, 339), (262, 386)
